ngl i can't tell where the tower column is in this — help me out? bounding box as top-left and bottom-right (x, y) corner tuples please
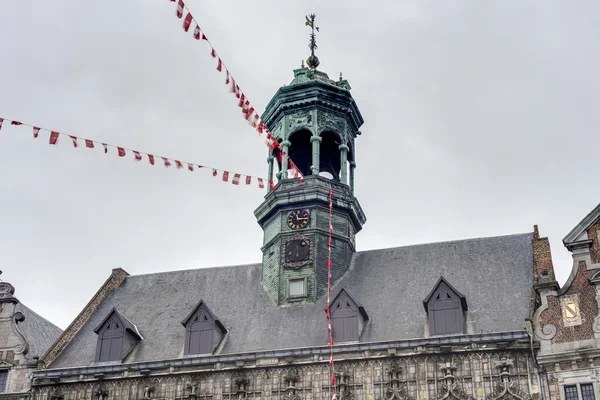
(339, 144), (349, 184)
(310, 135), (322, 175)
(349, 161), (356, 193)
(280, 140), (291, 180)
(267, 154), (275, 191)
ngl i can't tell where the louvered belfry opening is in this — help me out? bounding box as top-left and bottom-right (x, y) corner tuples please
(185, 307), (214, 355)
(331, 293), (358, 342)
(96, 317), (124, 362)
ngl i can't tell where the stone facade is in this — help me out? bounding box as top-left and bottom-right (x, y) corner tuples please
(532, 205), (600, 400)
(0, 282), (62, 400)
(31, 350), (537, 400)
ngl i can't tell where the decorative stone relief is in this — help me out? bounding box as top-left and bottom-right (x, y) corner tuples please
(286, 110), (313, 134)
(532, 291), (557, 341)
(322, 368), (363, 400)
(485, 358), (531, 400)
(375, 362), (414, 400)
(591, 272), (600, 333)
(272, 370), (311, 400)
(317, 111), (347, 138)
(437, 362), (473, 400)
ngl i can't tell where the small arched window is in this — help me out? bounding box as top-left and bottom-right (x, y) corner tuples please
(422, 277), (468, 336)
(330, 289), (369, 343)
(182, 300), (226, 355)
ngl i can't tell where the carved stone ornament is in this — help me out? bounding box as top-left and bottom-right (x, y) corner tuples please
(12, 311), (29, 355)
(94, 386), (108, 400)
(485, 381), (531, 400)
(317, 110), (346, 138)
(142, 387), (155, 400)
(286, 110), (313, 132)
(594, 285), (600, 333)
(375, 362), (414, 400)
(0, 282), (18, 303)
(49, 388), (65, 400)
(437, 363), (473, 400)
(282, 234), (313, 269)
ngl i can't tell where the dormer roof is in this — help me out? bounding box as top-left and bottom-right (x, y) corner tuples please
(93, 308), (142, 340)
(422, 276), (468, 313)
(563, 202), (600, 247)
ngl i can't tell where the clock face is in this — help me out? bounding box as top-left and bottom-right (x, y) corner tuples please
(287, 209), (310, 230)
(285, 239), (310, 263)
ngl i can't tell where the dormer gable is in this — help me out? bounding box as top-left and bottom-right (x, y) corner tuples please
(93, 308), (141, 363)
(422, 276), (468, 336)
(329, 289), (368, 343)
(563, 202), (600, 257)
(181, 300), (226, 356)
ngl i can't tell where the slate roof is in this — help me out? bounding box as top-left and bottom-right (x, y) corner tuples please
(50, 232), (533, 368)
(14, 303), (63, 360)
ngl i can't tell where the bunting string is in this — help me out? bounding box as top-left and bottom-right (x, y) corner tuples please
(168, 0), (304, 182)
(0, 116), (275, 190)
(327, 186), (337, 400)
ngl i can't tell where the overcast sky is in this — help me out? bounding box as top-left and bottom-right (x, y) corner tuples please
(1, 1), (599, 329)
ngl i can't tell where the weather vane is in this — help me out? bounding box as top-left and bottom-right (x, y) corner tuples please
(305, 14), (320, 69)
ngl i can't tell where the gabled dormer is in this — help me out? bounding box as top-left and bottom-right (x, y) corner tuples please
(181, 300), (226, 356)
(93, 308), (142, 363)
(330, 289), (369, 343)
(422, 277), (468, 336)
(563, 202), (600, 266)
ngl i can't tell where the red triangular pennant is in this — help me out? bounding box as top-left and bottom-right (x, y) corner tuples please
(117, 147), (126, 157)
(33, 127), (40, 138)
(49, 131), (60, 145)
(176, 0), (184, 18)
(182, 12), (192, 31)
(70, 135), (78, 147)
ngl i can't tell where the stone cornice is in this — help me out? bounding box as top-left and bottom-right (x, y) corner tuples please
(33, 331), (530, 381)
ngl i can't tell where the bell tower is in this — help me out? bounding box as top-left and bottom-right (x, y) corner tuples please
(254, 16), (366, 306)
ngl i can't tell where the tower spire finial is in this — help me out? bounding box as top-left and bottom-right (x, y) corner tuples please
(305, 14), (320, 69)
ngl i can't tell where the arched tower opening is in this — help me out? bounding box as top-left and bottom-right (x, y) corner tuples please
(288, 130), (312, 176)
(319, 131), (341, 181)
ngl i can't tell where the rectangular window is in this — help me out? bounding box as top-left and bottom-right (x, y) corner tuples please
(0, 370), (7, 393)
(565, 386), (579, 400)
(581, 384), (595, 400)
(289, 279), (305, 297)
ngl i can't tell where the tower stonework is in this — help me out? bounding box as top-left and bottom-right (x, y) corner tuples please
(254, 67), (366, 306)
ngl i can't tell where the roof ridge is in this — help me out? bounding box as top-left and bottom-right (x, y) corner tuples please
(127, 262), (262, 278)
(355, 231), (534, 255)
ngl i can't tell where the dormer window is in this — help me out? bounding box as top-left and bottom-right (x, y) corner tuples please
(181, 300), (226, 355)
(330, 289), (369, 343)
(422, 277), (468, 336)
(93, 308), (142, 363)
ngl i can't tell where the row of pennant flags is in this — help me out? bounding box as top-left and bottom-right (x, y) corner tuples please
(4, 2), (333, 397)
(167, 0), (304, 180)
(0, 117), (276, 189)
